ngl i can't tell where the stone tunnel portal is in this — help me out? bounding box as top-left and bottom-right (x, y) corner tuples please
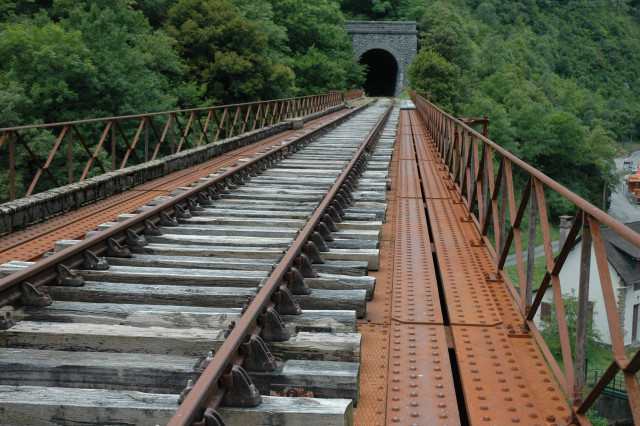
(360, 49), (398, 97)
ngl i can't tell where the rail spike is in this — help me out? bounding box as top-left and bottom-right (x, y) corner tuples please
(221, 365), (262, 407)
(175, 204), (191, 219)
(312, 231), (329, 252)
(160, 211), (179, 226)
(322, 213), (338, 232)
(125, 229), (147, 247)
(55, 264), (84, 287)
(240, 335), (278, 372)
(303, 241), (324, 264)
(259, 307), (290, 341)
(189, 196), (205, 210)
(143, 219), (162, 236)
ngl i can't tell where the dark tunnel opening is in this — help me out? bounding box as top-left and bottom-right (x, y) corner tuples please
(360, 49), (398, 97)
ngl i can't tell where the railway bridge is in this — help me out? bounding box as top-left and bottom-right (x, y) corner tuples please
(0, 90), (638, 425)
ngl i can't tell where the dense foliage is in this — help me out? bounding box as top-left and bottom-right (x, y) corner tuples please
(401, 0), (639, 215)
(0, 0), (363, 201)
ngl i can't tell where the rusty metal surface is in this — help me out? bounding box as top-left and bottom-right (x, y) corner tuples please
(410, 89), (640, 422)
(409, 107), (571, 423)
(0, 110), (349, 264)
(386, 323), (458, 424)
(392, 199), (443, 324)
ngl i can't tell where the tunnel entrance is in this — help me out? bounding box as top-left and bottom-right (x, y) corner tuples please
(360, 49), (398, 97)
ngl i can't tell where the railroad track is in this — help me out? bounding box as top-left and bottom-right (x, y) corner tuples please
(0, 99), (397, 425)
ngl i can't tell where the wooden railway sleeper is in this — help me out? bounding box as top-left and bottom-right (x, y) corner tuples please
(83, 250), (109, 270)
(55, 264), (84, 287)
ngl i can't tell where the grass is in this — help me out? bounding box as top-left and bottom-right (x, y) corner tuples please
(396, 88), (411, 100)
(486, 218), (560, 257)
(503, 254), (551, 291)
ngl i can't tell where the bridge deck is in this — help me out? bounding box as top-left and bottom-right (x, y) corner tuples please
(355, 109), (570, 425)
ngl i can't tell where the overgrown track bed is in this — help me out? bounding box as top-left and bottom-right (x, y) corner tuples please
(0, 100), (397, 425)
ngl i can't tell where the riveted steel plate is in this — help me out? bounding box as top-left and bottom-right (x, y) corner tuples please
(392, 198), (443, 324)
(451, 324), (569, 425)
(386, 323), (460, 425)
(427, 198), (502, 326)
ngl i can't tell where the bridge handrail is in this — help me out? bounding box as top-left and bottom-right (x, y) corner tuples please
(411, 91), (640, 425)
(0, 92), (343, 201)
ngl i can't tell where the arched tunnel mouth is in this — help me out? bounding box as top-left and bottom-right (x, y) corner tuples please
(360, 49), (398, 97)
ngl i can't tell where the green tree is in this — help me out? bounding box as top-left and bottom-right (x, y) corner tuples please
(167, 0), (295, 103)
(269, 0), (364, 94)
(408, 49), (460, 113)
(419, 2), (473, 69)
(540, 290), (601, 361)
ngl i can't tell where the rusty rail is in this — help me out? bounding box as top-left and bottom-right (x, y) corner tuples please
(411, 91), (640, 424)
(0, 93), (342, 202)
(168, 102), (392, 425)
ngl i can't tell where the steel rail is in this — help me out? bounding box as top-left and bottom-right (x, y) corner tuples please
(169, 103), (393, 425)
(0, 101), (372, 309)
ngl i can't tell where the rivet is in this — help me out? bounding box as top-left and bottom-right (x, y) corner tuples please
(480, 404), (488, 410)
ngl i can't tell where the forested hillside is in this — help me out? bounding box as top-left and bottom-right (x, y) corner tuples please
(395, 0), (640, 215)
(0, 0), (363, 127)
(0, 0), (363, 200)
(2, 0), (639, 213)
